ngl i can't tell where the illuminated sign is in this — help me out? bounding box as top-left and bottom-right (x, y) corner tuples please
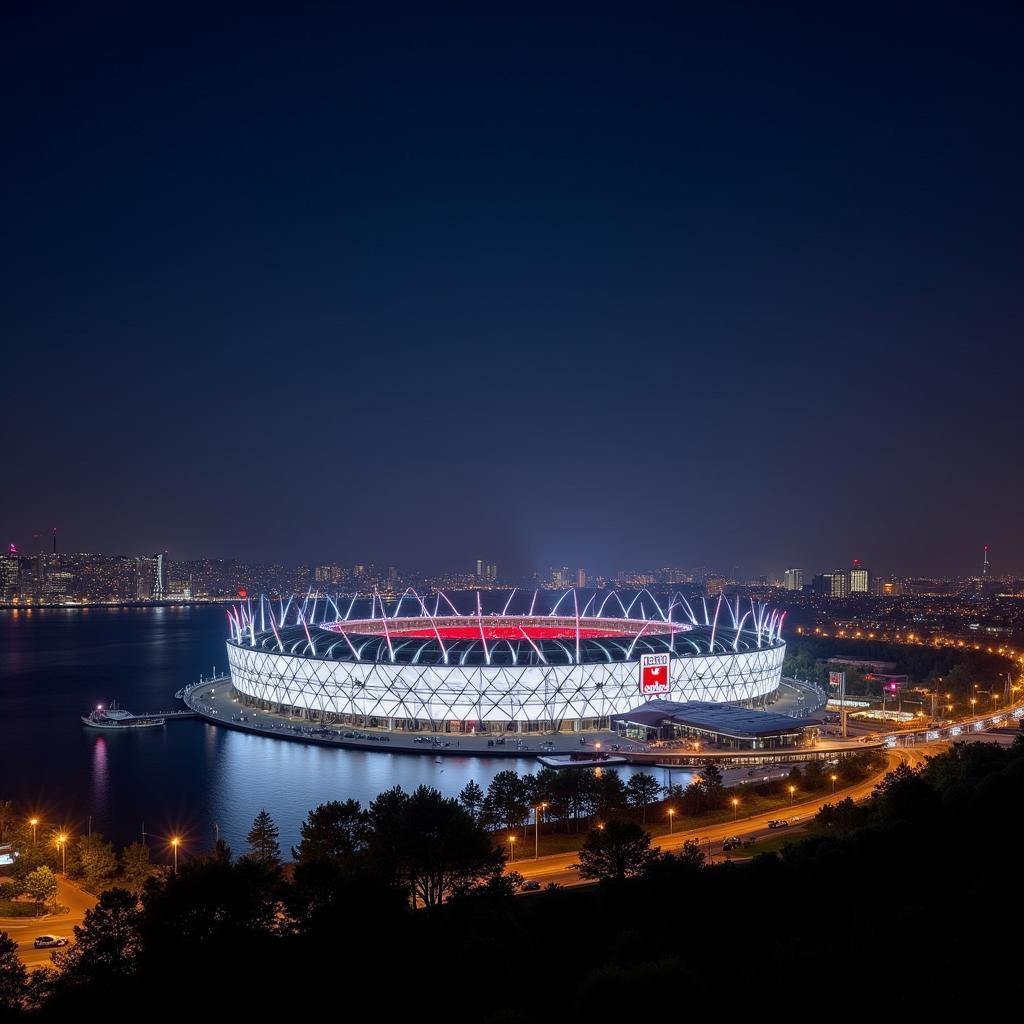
(639, 653), (671, 696)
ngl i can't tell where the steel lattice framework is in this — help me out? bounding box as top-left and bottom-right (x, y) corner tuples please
(225, 589), (787, 730)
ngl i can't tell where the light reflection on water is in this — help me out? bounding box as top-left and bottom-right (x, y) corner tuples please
(0, 606), (689, 856)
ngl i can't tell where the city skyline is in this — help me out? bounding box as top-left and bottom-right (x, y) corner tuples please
(0, 530), (1013, 585)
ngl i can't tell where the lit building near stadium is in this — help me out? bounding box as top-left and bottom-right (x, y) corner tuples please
(225, 590), (787, 734)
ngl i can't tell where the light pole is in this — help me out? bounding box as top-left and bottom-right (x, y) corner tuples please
(534, 802), (547, 860)
(508, 835), (516, 863)
(970, 697), (977, 719)
(830, 774), (837, 795)
(668, 808), (675, 834)
(789, 785), (796, 806)
(29, 818), (38, 845)
(731, 798), (739, 821)
(56, 834), (67, 875)
(171, 837), (181, 875)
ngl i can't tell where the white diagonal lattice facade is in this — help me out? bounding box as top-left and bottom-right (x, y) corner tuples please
(226, 638), (785, 727)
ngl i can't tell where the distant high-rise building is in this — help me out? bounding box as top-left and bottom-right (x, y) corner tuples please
(476, 560), (497, 583)
(153, 553), (166, 600)
(551, 566), (572, 587)
(850, 565), (870, 593)
(784, 568), (805, 591)
(576, 567), (587, 589)
(0, 544), (19, 602)
(876, 577), (904, 597)
(983, 545), (989, 576)
(828, 569), (850, 598)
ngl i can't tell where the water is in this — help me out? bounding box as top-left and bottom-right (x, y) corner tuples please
(0, 606), (666, 859)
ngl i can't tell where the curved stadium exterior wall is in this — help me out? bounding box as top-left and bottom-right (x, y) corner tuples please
(225, 605), (787, 732)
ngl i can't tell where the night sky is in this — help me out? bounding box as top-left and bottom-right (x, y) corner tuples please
(3, 3), (1022, 578)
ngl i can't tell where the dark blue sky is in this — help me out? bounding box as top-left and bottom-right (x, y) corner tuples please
(3, 2), (1022, 577)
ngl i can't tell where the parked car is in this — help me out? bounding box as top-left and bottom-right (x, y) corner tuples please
(33, 935), (68, 949)
(767, 819), (789, 830)
(520, 879), (541, 891)
(722, 836), (742, 851)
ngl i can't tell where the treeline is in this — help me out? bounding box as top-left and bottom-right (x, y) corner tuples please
(783, 635), (1009, 698)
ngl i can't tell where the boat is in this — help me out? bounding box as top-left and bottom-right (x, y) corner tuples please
(81, 701), (165, 730)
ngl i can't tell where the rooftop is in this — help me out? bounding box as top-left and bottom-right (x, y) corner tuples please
(611, 700), (819, 737)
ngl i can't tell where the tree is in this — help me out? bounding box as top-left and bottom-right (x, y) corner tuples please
(120, 842), (152, 893)
(625, 773), (661, 823)
(367, 785), (506, 907)
(208, 838), (233, 864)
(676, 838), (706, 868)
(292, 799), (367, 865)
(0, 802), (14, 845)
(591, 769), (628, 820)
(246, 809), (281, 865)
(458, 781), (485, 822)
(700, 762), (724, 789)
(575, 820), (655, 882)
(483, 770), (531, 832)
(50, 888), (141, 987)
(0, 931), (27, 1013)
(23, 866), (58, 910)
(76, 833), (118, 889)
(138, 857), (281, 958)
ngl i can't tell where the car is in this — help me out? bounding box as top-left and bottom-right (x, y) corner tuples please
(767, 819), (789, 829)
(520, 879), (541, 891)
(722, 836), (742, 851)
(33, 935), (68, 949)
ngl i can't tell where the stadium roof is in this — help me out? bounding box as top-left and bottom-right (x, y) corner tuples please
(233, 620), (784, 666)
(611, 700), (819, 737)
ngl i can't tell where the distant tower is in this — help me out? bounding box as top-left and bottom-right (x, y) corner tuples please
(983, 544), (989, 577)
(52, 527), (57, 554)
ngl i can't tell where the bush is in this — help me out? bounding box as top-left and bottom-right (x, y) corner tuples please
(0, 898), (44, 917)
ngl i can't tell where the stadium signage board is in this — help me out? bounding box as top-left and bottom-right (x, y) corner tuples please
(639, 652), (670, 696)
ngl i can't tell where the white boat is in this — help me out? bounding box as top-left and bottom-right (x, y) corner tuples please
(81, 702), (164, 730)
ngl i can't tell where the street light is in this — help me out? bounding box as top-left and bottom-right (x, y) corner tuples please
(830, 774), (837, 795)
(534, 802), (547, 860)
(170, 837), (181, 874)
(789, 785), (796, 806)
(29, 818), (38, 845)
(732, 797), (739, 821)
(56, 833), (67, 875)
(508, 835), (516, 863)
(668, 808), (675, 834)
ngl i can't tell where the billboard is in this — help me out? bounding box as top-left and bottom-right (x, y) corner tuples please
(639, 652), (671, 696)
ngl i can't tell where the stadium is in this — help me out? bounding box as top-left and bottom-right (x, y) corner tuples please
(225, 590), (787, 734)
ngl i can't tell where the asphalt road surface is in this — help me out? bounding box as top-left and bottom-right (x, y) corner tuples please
(0, 877), (96, 969)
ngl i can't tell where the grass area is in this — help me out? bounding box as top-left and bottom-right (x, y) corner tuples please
(722, 827), (813, 859)
(0, 898), (45, 918)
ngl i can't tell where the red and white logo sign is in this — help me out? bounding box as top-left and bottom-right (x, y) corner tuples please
(639, 653), (671, 695)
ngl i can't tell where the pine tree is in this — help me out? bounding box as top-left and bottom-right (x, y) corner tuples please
(458, 781), (485, 821)
(246, 809), (280, 865)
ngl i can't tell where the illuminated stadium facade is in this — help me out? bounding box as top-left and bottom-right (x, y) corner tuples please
(225, 590), (787, 733)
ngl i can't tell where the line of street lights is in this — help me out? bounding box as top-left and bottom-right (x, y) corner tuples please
(21, 816), (183, 874)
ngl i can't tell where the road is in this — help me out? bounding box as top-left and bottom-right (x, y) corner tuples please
(511, 747), (933, 888)
(0, 877), (96, 969)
